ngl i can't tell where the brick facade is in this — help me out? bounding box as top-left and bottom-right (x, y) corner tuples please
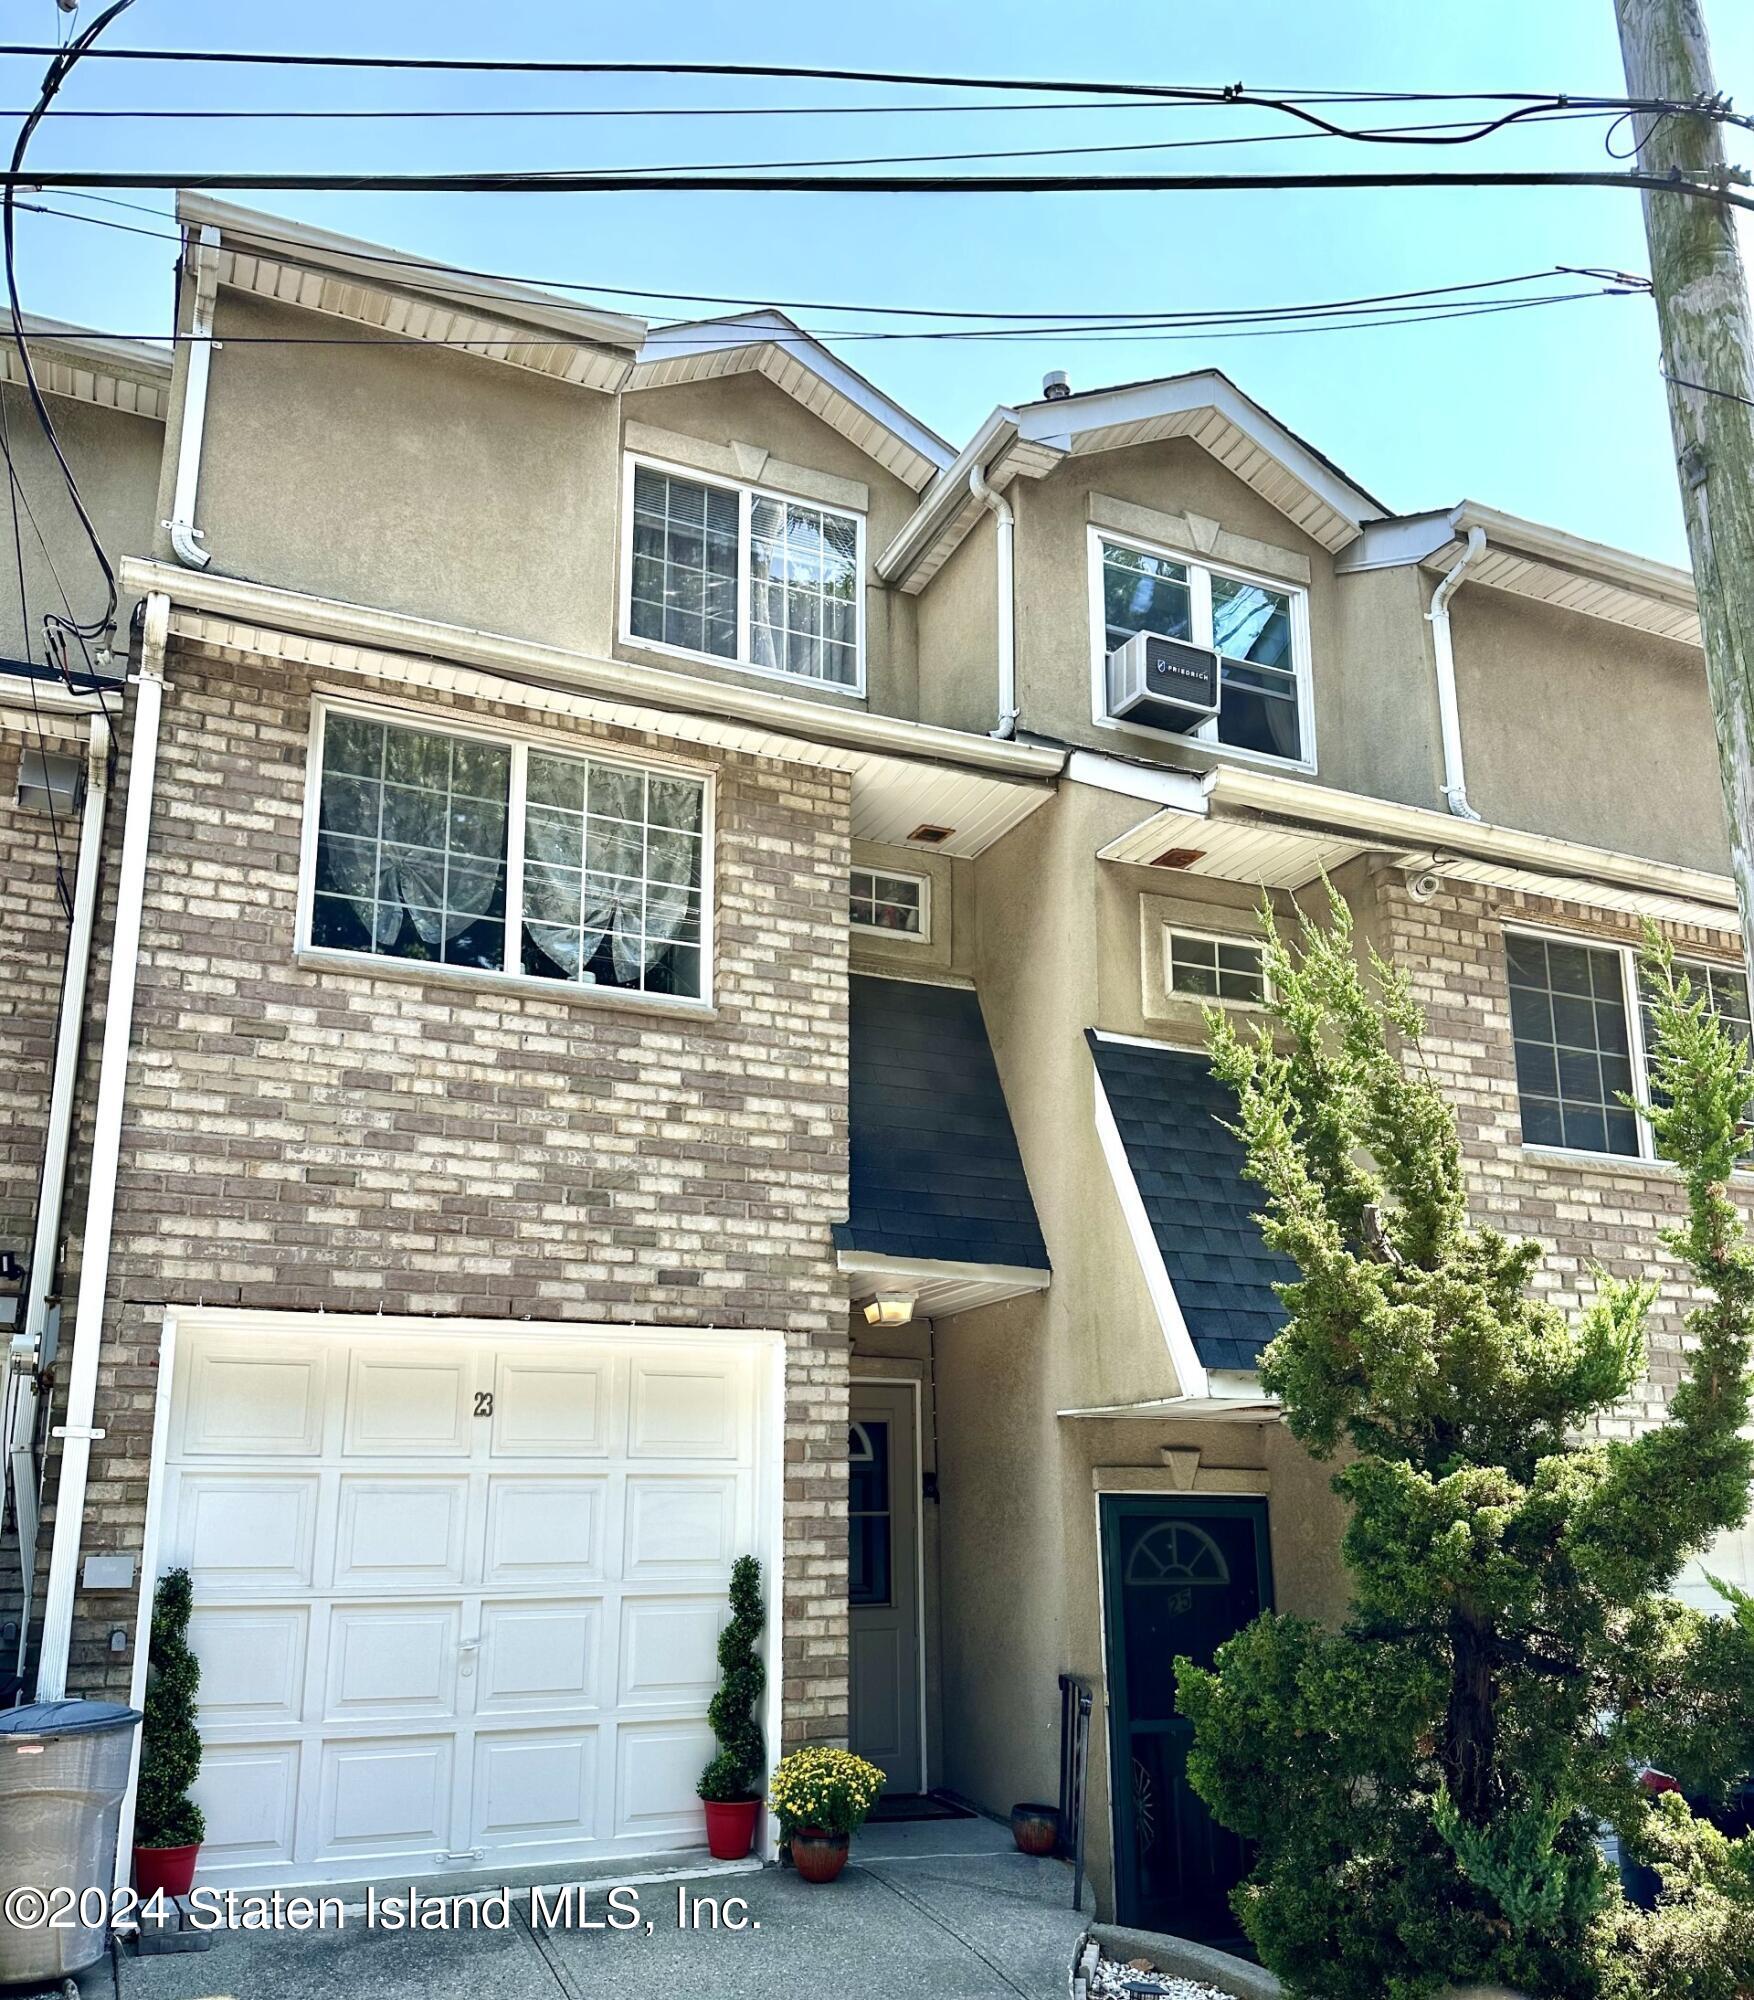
(50, 640), (854, 1738)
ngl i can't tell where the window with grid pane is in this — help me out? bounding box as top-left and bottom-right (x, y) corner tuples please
(1505, 933), (1639, 1157)
(849, 866), (926, 938)
(628, 466), (739, 660)
(1165, 930), (1267, 1004)
(749, 493), (859, 687)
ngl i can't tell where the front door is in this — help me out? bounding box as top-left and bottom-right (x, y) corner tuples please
(1099, 1495), (1272, 1941)
(847, 1384), (922, 1794)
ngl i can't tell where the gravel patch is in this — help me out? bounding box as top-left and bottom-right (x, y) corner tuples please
(1086, 1951), (1236, 2000)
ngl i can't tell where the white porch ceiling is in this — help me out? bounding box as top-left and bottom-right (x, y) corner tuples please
(838, 1249), (1050, 1321)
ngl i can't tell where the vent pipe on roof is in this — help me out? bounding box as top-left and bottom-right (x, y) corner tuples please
(1428, 524), (1487, 822)
(970, 462), (1017, 740)
(1041, 370), (1071, 401)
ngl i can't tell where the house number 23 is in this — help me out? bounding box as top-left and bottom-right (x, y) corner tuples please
(474, 1391), (494, 1418)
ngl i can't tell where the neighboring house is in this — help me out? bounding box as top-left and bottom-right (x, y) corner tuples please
(0, 195), (1748, 1933)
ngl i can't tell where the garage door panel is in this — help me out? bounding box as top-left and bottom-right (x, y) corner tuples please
(492, 1356), (614, 1457)
(191, 1606), (309, 1727)
(333, 1477), (468, 1589)
(323, 1603), (462, 1721)
(623, 1475), (740, 1578)
(174, 1476), (320, 1592)
(344, 1349), (472, 1459)
(314, 1735), (455, 1861)
(613, 1720), (717, 1841)
(179, 1346), (328, 1458)
(193, 1743), (301, 1871)
(629, 1357), (745, 1460)
(476, 1598), (602, 1714)
(483, 1475), (605, 1586)
(618, 1596), (727, 1709)
(470, 1727), (599, 1847)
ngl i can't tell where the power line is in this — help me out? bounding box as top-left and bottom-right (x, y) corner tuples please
(23, 196), (1642, 327)
(6, 166), (1749, 211)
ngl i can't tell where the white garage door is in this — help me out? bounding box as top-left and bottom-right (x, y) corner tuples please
(160, 1324), (769, 1887)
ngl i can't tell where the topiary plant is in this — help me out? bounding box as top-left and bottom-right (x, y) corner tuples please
(135, 1567), (204, 1850)
(698, 1554), (765, 1804)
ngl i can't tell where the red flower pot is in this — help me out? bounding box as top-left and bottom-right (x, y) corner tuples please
(789, 1829), (850, 1883)
(703, 1797), (761, 1860)
(133, 1844), (199, 1900)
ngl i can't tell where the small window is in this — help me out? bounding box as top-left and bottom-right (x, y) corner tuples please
(1506, 931), (1639, 1157)
(308, 708), (709, 1003)
(624, 457), (864, 691)
(850, 865), (929, 941)
(1164, 928), (1268, 1005)
(1095, 530), (1307, 764)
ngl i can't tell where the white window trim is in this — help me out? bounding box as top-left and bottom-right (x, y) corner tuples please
(1504, 919), (1750, 1173)
(1086, 522), (1316, 774)
(296, 696), (717, 1013)
(618, 451), (868, 698)
(850, 863), (932, 944)
(1161, 923), (1272, 1009)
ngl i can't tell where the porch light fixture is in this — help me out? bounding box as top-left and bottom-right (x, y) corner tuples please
(862, 1291), (916, 1327)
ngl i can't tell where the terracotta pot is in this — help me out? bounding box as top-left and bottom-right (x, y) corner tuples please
(133, 1844), (199, 1900)
(1010, 1802), (1060, 1857)
(703, 1797), (761, 1861)
(789, 1829), (851, 1883)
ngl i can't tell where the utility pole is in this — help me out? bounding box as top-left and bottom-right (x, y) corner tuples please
(1615, 0), (1754, 984)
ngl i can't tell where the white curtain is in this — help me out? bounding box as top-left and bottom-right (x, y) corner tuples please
(522, 814), (696, 981)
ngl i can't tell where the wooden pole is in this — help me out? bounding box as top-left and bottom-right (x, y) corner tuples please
(1615, 0), (1754, 983)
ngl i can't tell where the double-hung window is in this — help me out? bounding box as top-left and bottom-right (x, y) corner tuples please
(1094, 529), (1309, 764)
(307, 706), (710, 1003)
(1506, 928), (1750, 1163)
(624, 458), (863, 690)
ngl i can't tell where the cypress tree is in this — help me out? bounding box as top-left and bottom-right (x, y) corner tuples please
(699, 1554), (765, 1802)
(135, 1567), (205, 1850)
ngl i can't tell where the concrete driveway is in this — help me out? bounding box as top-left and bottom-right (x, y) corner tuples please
(111, 1816), (1091, 2000)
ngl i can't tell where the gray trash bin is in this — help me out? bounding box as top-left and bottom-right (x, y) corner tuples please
(0, 1700), (142, 1985)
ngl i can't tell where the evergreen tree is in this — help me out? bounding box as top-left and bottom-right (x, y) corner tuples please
(699, 1554), (765, 1802)
(135, 1567), (205, 1850)
(1174, 899), (1754, 1998)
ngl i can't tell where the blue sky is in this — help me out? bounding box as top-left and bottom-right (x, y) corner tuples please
(10, 0), (1753, 564)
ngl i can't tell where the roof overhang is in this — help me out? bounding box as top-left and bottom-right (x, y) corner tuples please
(1337, 501), (1701, 648)
(178, 193), (646, 396)
(120, 557), (1060, 861)
(5, 313), (170, 422)
(1093, 762), (1741, 933)
(838, 1248), (1050, 1321)
(1058, 1385), (1280, 1425)
(879, 369), (1385, 592)
(627, 311), (951, 493)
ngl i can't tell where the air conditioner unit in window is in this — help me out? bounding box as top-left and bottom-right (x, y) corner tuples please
(1106, 632), (1221, 737)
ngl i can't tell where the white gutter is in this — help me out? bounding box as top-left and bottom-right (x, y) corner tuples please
(1428, 524), (1487, 821)
(117, 557), (1065, 784)
(969, 462), (1017, 739)
(7, 711), (110, 1672)
(166, 225), (218, 571)
(35, 596), (170, 1701)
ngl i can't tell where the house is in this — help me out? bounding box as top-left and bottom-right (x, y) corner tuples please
(1, 195), (1748, 1934)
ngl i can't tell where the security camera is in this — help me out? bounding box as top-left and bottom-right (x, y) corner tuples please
(1406, 870), (1443, 904)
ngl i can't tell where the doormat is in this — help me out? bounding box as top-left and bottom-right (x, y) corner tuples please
(866, 1791), (979, 1824)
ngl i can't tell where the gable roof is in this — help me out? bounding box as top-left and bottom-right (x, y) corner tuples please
(834, 975), (1048, 1271)
(6, 314), (171, 423)
(627, 310), (951, 493)
(1088, 1033), (1290, 1374)
(879, 368), (1388, 590)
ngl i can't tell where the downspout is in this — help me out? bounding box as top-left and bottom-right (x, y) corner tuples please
(969, 463), (1017, 739)
(1428, 524), (1487, 821)
(7, 711), (110, 1673)
(166, 224), (218, 571)
(35, 593), (170, 1701)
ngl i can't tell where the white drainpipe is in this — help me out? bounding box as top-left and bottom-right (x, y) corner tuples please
(969, 463), (1017, 739)
(166, 225), (218, 571)
(1428, 524), (1487, 822)
(35, 595), (170, 1701)
(7, 710), (110, 1672)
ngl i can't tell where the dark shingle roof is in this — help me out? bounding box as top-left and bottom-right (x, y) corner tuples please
(1087, 1032), (1290, 1373)
(835, 976), (1048, 1271)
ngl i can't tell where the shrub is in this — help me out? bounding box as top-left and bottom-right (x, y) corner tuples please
(768, 1746), (885, 1838)
(698, 1554), (765, 1804)
(134, 1568), (205, 1850)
